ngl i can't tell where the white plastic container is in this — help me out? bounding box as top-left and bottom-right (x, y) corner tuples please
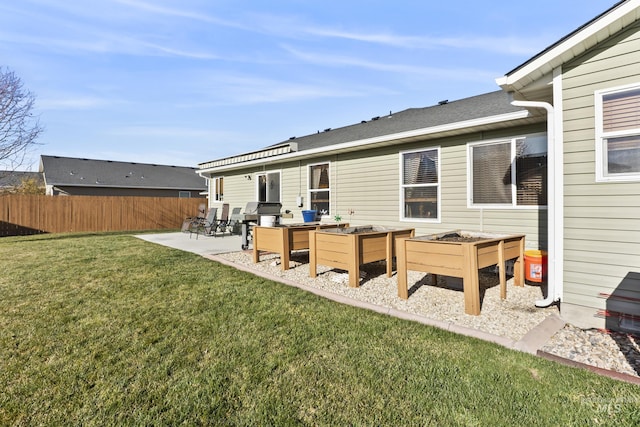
(260, 215), (276, 227)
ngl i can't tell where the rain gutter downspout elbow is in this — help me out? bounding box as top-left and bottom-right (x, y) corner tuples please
(510, 99), (559, 308)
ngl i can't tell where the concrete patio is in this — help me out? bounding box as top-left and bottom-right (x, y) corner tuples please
(136, 231), (244, 256)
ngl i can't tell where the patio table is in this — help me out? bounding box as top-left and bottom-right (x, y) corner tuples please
(396, 231), (525, 315)
(253, 222), (348, 270)
(309, 226), (415, 287)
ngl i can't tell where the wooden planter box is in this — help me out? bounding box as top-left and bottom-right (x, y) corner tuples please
(396, 230), (526, 315)
(253, 223), (348, 270)
(309, 226), (415, 287)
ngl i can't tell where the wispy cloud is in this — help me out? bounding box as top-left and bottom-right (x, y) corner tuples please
(203, 74), (387, 105)
(281, 45), (496, 82)
(111, 5), (543, 57)
(37, 95), (114, 110)
(0, 1), (223, 59)
(134, 40), (220, 59)
(108, 125), (232, 139)
(302, 26), (545, 56)
(0, 28), (219, 59)
(114, 0), (248, 29)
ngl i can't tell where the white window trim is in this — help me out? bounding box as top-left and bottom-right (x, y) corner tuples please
(307, 161), (331, 217)
(467, 133), (548, 210)
(399, 146), (441, 223)
(595, 82), (640, 183)
(255, 169), (282, 202)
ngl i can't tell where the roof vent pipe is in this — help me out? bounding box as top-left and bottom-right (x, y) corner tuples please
(510, 98), (559, 308)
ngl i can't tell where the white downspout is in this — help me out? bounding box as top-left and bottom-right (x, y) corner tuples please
(510, 93), (561, 308)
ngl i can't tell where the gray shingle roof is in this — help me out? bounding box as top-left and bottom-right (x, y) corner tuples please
(200, 90), (529, 170)
(269, 90), (525, 152)
(40, 156), (206, 190)
(0, 171), (44, 188)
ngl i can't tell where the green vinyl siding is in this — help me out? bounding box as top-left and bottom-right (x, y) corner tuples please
(561, 20), (640, 325)
(210, 122), (547, 248)
(212, 172), (259, 211)
(333, 147), (401, 228)
(331, 127), (547, 247)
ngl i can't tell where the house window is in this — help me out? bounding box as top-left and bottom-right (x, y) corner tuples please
(309, 163), (330, 215)
(469, 134), (547, 207)
(400, 148), (440, 221)
(257, 171), (280, 202)
(212, 177), (223, 201)
(595, 84), (640, 182)
(178, 191), (191, 198)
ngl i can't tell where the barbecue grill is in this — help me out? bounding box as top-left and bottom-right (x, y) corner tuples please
(235, 201), (283, 249)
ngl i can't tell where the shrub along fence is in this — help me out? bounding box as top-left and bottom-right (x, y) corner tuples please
(0, 194), (204, 237)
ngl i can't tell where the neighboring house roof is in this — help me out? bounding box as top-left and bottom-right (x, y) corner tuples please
(497, 0), (640, 93)
(40, 155), (206, 190)
(199, 90), (537, 172)
(0, 171), (44, 188)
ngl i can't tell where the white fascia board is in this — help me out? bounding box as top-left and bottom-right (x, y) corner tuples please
(496, 0), (640, 90)
(197, 110), (530, 175)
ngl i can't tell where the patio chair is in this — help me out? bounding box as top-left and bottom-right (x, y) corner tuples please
(213, 203), (231, 237)
(181, 203), (206, 233)
(190, 207), (218, 239)
(228, 207), (242, 235)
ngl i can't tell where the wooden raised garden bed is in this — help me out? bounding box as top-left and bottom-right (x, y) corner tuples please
(309, 225), (415, 287)
(253, 223), (348, 270)
(396, 230), (525, 315)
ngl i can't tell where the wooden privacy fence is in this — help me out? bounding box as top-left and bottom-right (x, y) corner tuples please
(0, 195), (204, 236)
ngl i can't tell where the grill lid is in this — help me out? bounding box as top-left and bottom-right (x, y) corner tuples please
(243, 201), (282, 215)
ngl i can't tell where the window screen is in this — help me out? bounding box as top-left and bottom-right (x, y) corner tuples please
(598, 86), (640, 180)
(470, 135), (547, 207)
(471, 142), (511, 204)
(401, 149), (439, 220)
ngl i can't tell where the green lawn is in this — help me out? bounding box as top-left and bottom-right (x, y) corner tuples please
(1, 232), (638, 425)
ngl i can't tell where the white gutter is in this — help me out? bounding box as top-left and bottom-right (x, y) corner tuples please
(197, 110), (531, 176)
(510, 70), (563, 307)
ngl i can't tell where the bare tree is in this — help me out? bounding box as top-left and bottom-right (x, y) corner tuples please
(0, 67), (43, 171)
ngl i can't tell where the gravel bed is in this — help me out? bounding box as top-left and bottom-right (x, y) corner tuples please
(540, 324), (640, 377)
(217, 250), (639, 378)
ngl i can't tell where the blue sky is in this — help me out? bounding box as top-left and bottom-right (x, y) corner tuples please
(1, 0), (616, 169)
